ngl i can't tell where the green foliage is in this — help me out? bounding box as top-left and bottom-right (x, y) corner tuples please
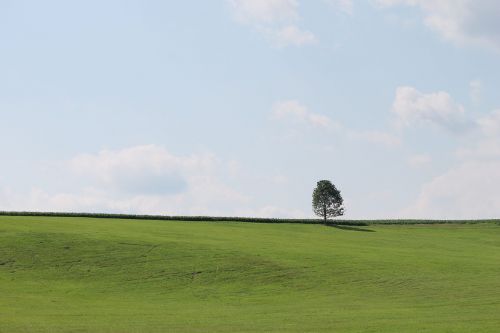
(0, 211), (362, 225)
(0, 211), (498, 225)
(312, 180), (344, 220)
(0, 216), (499, 332)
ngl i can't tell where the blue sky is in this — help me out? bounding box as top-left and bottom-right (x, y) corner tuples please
(1, 0), (500, 218)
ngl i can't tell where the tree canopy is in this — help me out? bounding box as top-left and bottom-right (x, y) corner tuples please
(312, 180), (344, 222)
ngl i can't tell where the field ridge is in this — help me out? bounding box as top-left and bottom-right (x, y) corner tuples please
(0, 211), (499, 225)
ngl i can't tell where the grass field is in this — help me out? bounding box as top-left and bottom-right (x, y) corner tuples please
(1, 216), (499, 332)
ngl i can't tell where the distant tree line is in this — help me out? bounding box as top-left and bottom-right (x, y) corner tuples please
(0, 211), (496, 225)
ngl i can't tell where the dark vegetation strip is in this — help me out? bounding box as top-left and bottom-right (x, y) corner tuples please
(0, 211), (366, 226)
(0, 211), (499, 226)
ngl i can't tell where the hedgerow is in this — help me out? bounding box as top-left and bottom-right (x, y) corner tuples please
(0, 211), (498, 226)
(0, 211), (367, 225)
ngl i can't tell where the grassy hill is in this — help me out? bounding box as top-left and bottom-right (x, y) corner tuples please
(1, 216), (499, 332)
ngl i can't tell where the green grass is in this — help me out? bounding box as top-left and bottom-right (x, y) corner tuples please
(1, 216), (499, 332)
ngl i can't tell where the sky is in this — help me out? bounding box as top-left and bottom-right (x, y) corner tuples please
(1, 0), (500, 219)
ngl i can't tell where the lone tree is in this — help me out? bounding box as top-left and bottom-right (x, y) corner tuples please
(312, 180), (344, 222)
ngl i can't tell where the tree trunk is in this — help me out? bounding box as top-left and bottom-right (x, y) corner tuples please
(323, 205), (327, 224)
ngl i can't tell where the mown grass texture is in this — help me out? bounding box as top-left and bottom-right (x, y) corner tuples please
(0, 216), (499, 332)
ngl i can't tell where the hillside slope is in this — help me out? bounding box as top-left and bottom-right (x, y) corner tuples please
(0, 216), (499, 332)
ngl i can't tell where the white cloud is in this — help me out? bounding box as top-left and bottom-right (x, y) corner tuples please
(0, 145), (250, 216)
(236, 205), (308, 218)
(267, 172), (289, 185)
(456, 109), (500, 159)
(323, 0), (353, 14)
(1, 187), (310, 218)
(348, 130), (402, 147)
(271, 100), (337, 129)
(228, 0), (299, 23)
(391, 86), (470, 133)
(456, 138), (500, 160)
(403, 160), (500, 219)
(272, 99), (400, 147)
(477, 109), (500, 137)
(405, 107), (500, 218)
(0, 145), (311, 218)
(376, 0), (500, 50)
(228, 0), (317, 47)
(270, 25), (317, 46)
(69, 145), (199, 195)
(469, 79), (482, 105)
(407, 154), (432, 168)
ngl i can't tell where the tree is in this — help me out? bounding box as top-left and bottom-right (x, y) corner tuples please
(312, 180), (344, 222)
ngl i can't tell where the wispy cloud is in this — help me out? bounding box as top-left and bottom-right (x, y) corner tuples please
(404, 107), (500, 219)
(323, 0), (353, 15)
(348, 130), (401, 147)
(271, 100), (337, 129)
(469, 79), (482, 105)
(376, 0), (500, 51)
(228, 0), (299, 23)
(407, 154), (432, 169)
(402, 160), (500, 219)
(268, 25), (317, 47)
(227, 0), (317, 47)
(271, 99), (401, 147)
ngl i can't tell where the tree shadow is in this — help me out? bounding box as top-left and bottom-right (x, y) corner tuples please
(327, 224), (376, 232)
